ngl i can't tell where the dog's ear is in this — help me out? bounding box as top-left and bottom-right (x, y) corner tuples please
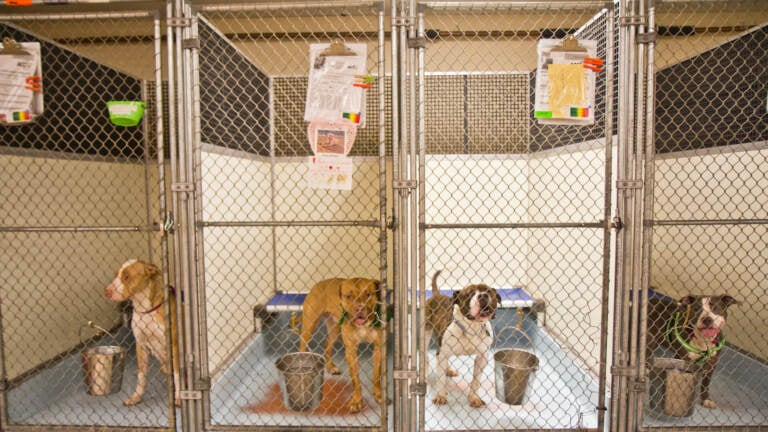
(145, 263), (161, 277)
(720, 295), (738, 307)
(679, 295), (697, 305)
(492, 288), (502, 319)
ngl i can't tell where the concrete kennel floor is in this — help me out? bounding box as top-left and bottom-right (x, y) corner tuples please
(6, 309), (767, 430)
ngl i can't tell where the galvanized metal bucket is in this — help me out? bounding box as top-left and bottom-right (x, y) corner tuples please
(494, 325), (538, 405)
(82, 345), (126, 396)
(648, 357), (701, 417)
(275, 352), (325, 411)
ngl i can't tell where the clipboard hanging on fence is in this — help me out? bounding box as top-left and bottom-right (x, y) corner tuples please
(534, 34), (600, 126)
(0, 38), (44, 125)
(304, 38), (367, 127)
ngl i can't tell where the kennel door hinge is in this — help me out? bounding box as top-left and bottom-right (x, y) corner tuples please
(611, 365), (635, 377)
(393, 369), (418, 380)
(631, 379), (646, 393)
(637, 31), (657, 44)
(619, 15), (646, 27)
(179, 390), (202, 400)
(167, 17), (192, 28)
(391, 16), (414, 27)
(410, 382), (427, 396)
(182, 38), (200, 50)
(408, 36), (426, 49)
(392, 180), (417, 190)
(171, 182), (194, 192)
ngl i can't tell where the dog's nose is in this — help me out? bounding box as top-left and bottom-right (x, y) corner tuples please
(702, 316), (714, 327)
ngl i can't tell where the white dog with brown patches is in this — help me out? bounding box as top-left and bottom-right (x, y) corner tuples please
(104, 259), (180, 406)
(433, 283), (501, 408)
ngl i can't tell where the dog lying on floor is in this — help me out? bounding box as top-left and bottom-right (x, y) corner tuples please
(104, 259), (180, 406)
(646, 293), (738, 409)
(297, 277), (387, 413)
(432, 281), (501, 408)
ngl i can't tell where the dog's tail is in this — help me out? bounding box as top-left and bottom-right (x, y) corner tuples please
(431, 270), (442, 297)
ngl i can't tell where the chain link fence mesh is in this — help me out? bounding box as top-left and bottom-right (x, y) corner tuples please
(644, 0), (768, 429)
(195, 3), (387, 429)
(418, 3), (609, 430)
(0, 10), (172, 430)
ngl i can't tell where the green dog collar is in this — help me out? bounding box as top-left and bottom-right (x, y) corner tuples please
(665, 311), (725, 364)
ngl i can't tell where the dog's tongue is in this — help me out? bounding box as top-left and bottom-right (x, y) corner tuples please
(353, 315), (367, 325)
(699, 327), (719, 339)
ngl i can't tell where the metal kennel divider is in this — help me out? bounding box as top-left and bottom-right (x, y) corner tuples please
(0, 6), (177, 432)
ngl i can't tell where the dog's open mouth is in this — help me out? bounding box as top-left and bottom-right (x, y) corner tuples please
(353, 311), (369, 326)
(698, 327), (720, 339)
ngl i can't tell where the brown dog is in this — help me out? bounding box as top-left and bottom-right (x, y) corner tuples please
(298, 277), (385, 413)
(424, 270), (457, 377)
(104, 259), (180, 406)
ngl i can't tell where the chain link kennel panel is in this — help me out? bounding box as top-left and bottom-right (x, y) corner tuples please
(192, 3), (388, 430)
(416, 2), (613, 431)
(0, 10), (174, 431)
(642, 0), (768, 430)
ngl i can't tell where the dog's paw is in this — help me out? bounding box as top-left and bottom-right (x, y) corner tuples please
(432, 395), (448, 405)
(123, 394), (142, 406)
(327, 362), (341, 375)
(347, 397), (364, 413)
(446, 367), (458, 377)
(469, 395), (486, 408)
(702, 399), (717, 409)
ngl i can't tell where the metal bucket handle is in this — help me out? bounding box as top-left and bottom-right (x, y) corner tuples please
(497, 310), (537, 358)
(79, 321), (114, 344)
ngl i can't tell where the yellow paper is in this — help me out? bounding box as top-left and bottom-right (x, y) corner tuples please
(547, 63), (586, 118)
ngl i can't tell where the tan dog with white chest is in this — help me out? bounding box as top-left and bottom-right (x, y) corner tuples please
(104, 259), (180, 406)
(298, 277), (386, 413)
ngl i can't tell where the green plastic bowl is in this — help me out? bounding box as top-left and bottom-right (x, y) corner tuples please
(107, 101), (145, 127)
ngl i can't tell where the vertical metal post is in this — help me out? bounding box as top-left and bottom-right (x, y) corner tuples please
(597, 5), (616, 431)
(635, 1), (657, 428)
(610, 1), (639, 431)
(416, 12), (427, 432)
(377, 9), (389, 431)
(151, 10), (177, 428)
(187, 3), (209, 429)
(390, 0), (404, 430)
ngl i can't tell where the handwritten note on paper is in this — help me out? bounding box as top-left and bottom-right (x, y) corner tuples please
(0, 41), (43, 124)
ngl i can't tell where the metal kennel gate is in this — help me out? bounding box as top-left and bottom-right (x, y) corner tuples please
(398, 1), (615, 431)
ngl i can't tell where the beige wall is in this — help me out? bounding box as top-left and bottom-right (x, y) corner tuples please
(0, 152), (153, 379)
(651, 143), (768, 359)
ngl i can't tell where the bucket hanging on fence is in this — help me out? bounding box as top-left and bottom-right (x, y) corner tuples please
(648, 357), (701, 417)
(80, 321), (125, 396)
(82, 345), (126, 395)
(494, 323), (539, 405)
(275, 352), (325, 411)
